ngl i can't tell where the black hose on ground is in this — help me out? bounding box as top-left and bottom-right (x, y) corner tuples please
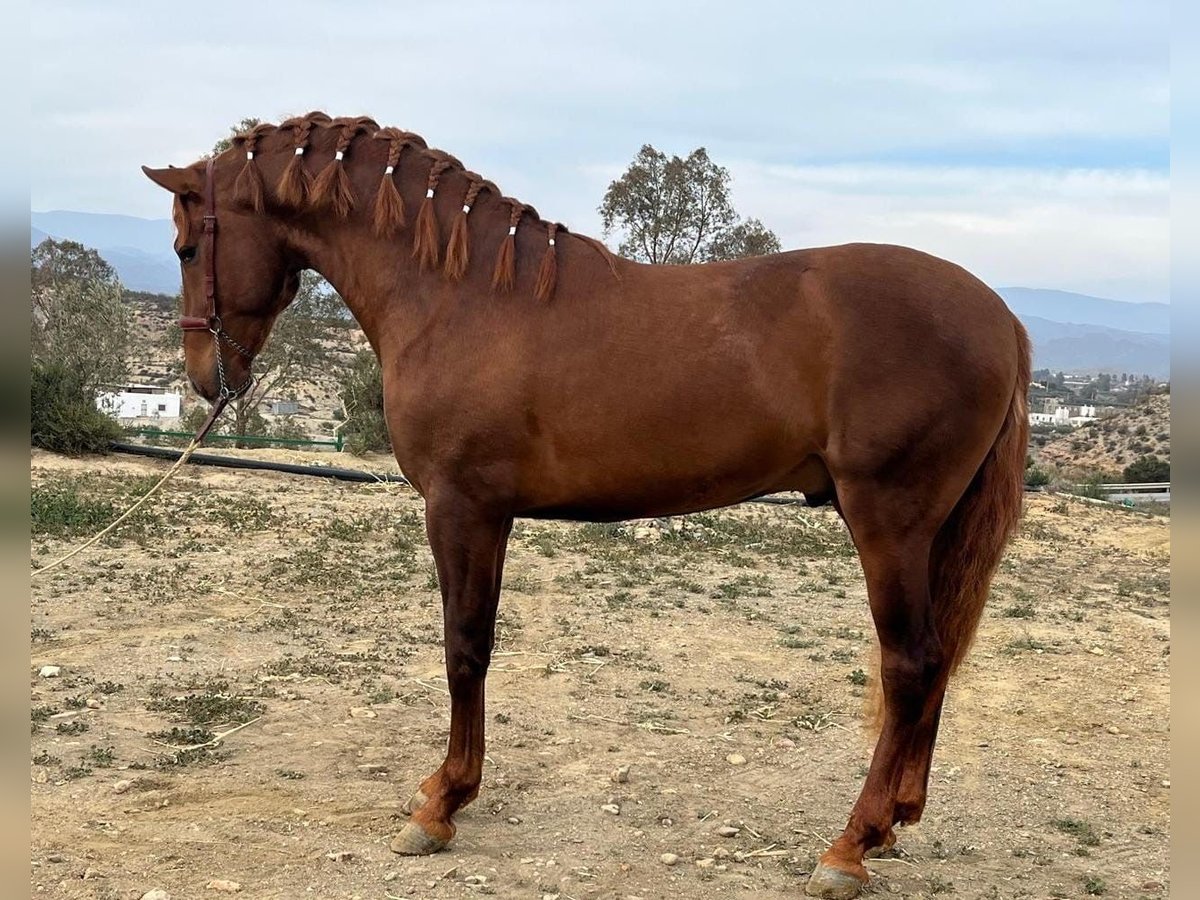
(109, 442), (409, 485)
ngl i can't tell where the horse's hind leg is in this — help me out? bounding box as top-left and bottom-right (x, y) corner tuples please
(391, 497), (512, 855)
(806, 485), (948, 899)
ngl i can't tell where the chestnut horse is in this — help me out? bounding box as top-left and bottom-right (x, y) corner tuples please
(143, 113), (1029, 899)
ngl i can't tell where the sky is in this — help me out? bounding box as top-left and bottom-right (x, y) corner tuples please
(30, 1), (1169, 303)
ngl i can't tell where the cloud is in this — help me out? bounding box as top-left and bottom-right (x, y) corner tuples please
(729, 163), (1169, 302)
(30, 0), (1169, 302)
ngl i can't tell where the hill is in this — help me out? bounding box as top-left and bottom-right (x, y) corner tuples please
(31, 210), (179, 294)
(1034, 393), (1170, 479)
(997, 287), (1169, 335)
(1020, 315), (1170, 379)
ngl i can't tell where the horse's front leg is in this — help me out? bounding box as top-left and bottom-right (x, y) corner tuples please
(391, 497), (512, 855)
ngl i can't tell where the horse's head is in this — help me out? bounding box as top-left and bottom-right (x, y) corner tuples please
(141, 160), (300, 404)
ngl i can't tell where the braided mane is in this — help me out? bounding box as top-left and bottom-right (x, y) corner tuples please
(225, 111), (616, 301)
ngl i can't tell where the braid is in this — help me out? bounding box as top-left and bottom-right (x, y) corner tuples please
(412, 156), (453, 271)
(277, 114), (325, 207)
(311, 116), (373, 218)
(491, 200), (526, 293)
(233, 123), (273, 212)
(371, 127), (415, 237)
(444, 173), (486, 281)
(534, 221), (560, 302)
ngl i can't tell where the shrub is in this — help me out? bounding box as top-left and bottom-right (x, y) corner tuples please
(31, 363), (121, 454)
(1123, 455), (1169, 484)
(338, 350), (390, 454)
(1024, 465), (1051, 489)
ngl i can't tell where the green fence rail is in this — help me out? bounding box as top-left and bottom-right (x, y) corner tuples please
(125, 428), (343, 451)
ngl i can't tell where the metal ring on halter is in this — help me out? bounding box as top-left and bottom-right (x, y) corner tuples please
(209, 316), (222, 335)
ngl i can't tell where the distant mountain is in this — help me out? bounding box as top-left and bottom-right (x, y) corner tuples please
(1020, 315), (1169, 379)
(31, 210), (179, 295)
(998, 287), (1168, 335)
(29, 210), (1172, 376)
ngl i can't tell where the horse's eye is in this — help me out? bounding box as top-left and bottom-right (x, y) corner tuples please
(177, 245), (197, 264)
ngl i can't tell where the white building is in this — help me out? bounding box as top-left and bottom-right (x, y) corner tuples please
(97, 386), (182, 420)
(1028, 404), (1099, 428)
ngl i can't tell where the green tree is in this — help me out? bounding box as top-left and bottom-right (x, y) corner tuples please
(226, 271), (340, 444)
(32, 239), (130, 394)
(600, 145), (781, 264)
(211, 116), (262, 156)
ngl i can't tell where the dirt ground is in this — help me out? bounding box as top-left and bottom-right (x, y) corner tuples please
(30, 449), (1170, 899)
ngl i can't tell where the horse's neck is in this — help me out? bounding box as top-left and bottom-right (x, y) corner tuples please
(288, 206), (628, 358)
(287, 219), (439, 345)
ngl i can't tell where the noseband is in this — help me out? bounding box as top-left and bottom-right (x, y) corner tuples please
(179, 158), (255, 439)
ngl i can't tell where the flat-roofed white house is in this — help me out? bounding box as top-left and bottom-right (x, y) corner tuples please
(97, 386), (182, 421)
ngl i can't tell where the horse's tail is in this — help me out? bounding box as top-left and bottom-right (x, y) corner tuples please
(931, 317), (1031, 677)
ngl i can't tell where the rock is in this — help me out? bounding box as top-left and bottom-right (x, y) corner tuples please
(38, 666), (61, 678)
(140, 891), (170, 900)
(716, 825), (740, 837)
(356, 763), (388, 774)
(349, 707), (377, 719)
(507, 816), (521, 825)
(612, 764), (631, 783)
(464, 874), (488, 885)
(86, 698), (104, 709)
(696, 857), (715, 869)
(113, 779), (134, 794)
(45, 854), (64, 863)
(83, 868), (103, 879)
(660, 853), (679, 866)
(712, 847), (730, 859)
(1106, 725), (1121, 735)
(382, 872), (398, 883)
(324, 851), (354, 862)
(206, 880), (242, 893)
(726, 753), (747, 766)
(601, 803), (621, 815)
(31, 767), (49, 784)
(774, 737), (795, 749)
(1089, 647), (1105, 656)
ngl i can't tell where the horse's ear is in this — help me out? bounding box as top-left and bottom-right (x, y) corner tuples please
(141, 165), (202, 197)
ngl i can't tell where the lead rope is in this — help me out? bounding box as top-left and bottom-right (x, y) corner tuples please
(31, 381), (235, 579)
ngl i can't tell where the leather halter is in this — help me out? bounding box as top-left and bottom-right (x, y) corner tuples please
(179, 157), (220, 332)
(178, 157), (255, 441)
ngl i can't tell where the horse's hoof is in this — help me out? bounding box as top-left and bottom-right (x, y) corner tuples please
(402, 788), (428, 816)
(390, 820), (449, 855)
(805, 860), (868, 899)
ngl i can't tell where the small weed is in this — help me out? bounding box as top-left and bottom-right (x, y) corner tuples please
(145, 680), (263, 725)
(55, 720), (89, 735)
(1051, 817), (1101, 847)
(848, 668), (868, 686)
(87, 745), (116, 767)
(1083, 875), (1106, 895)
(928, 872), (955, 894)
